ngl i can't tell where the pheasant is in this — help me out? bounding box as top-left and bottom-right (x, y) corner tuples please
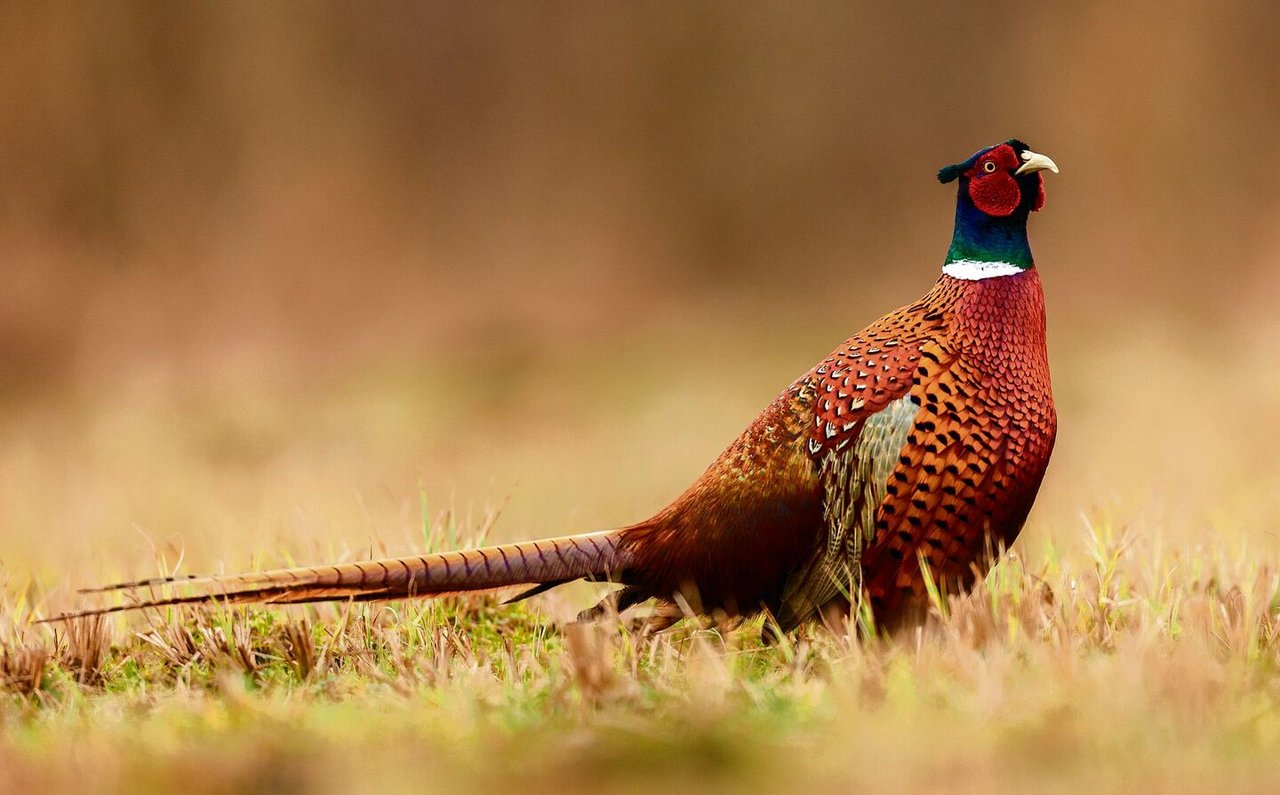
(49, 140), (1059, 635)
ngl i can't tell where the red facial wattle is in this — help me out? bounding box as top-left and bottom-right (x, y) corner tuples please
(963, 143), (1037, 217)
(967, 169), (1021, 216)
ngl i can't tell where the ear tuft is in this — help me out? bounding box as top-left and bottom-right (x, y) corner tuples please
(937, 163), (964, 184)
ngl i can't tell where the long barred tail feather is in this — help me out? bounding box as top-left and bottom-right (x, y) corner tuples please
(41, 530), (626, 622)
(77, 573), (206, 594)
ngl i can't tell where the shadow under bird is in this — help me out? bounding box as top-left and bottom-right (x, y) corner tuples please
(49, 139), (1060, 636)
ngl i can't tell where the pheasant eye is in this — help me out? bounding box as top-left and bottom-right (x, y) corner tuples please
(982, 160), (997, 173)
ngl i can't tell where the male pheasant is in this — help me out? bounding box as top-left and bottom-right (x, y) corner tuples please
(50, 140), (1059, 635)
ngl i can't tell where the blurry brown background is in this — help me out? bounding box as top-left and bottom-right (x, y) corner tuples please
(1, 2), (1278, 590)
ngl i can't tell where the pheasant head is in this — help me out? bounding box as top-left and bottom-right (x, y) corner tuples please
(937, 140), (1059, 278)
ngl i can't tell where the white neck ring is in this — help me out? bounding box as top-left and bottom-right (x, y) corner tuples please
(941, 260), (1026, 281)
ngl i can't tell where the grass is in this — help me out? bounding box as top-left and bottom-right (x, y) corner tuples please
(6, 520), (1280, 793)
(3, 324), (1280, 793)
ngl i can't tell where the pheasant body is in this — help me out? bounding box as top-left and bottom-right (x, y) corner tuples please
(51, 139), (1060, 636)
(612, 265), (1055, 632)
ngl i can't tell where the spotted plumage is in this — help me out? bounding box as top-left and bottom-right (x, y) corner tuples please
(48, 139), (1060, 638)
(782, 269), (1055, 631)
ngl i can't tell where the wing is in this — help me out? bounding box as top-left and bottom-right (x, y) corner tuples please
(776, 393), (919, 629)
(774, 302), (953, 630)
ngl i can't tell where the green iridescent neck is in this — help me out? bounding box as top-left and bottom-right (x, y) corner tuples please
(944, 199), (1034, 269)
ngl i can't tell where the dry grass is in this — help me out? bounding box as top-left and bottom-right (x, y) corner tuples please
(2, 325), (1279, 794)
(4, 523), (1280, 794)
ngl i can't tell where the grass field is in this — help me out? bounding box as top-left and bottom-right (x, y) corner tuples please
(3, 316), (1280, 793)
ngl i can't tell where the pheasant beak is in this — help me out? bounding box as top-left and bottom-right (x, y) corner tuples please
(1015, 150), (1059, 176)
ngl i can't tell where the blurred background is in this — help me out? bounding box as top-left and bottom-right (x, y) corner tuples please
(1, 2), (1278, 594)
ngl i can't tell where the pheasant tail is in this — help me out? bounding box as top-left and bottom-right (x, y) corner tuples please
(42, 530), (626, 621)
